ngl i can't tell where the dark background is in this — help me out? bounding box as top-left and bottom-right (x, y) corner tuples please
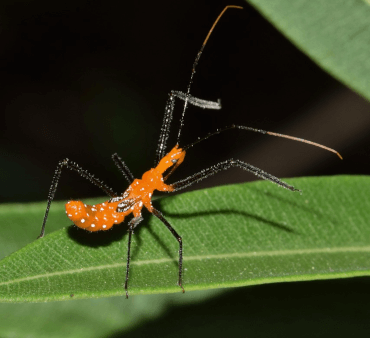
(1, 0), (370, 204)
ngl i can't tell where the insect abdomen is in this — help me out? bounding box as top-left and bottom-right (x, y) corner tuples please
(65, 200), (127, 231)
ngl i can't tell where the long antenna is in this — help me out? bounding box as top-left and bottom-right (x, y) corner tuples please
(176, 5), (243, 144)
(183, 124), (343, 159)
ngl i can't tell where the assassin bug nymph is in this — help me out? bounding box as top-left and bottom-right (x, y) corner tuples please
(38, 6), (342, 298)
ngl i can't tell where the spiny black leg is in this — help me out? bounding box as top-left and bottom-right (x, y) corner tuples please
(157, 6), (241, 160)
(38, 159), (117, 239)
(172, 91), (221, 110)
(125, 228), (133, 299)
(125, 215), (144, 299)
(155, 90), (221, 166)
(171, 159), (300, 192)
(151, 208), (185, 293)
(112, 153), (135, 184)
(155, 93), (175, 167)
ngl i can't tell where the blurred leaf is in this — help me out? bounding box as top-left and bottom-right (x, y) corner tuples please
(247, 0), (370, 100)
(0, 290), (222, 338)
(0, 176), (369, 302)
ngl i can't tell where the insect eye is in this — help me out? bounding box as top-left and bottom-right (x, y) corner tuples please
(171, 159), (178, 164)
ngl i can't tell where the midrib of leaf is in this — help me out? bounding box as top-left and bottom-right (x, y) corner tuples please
(2, 245), (370, 287)
(1, 176), (369, 302)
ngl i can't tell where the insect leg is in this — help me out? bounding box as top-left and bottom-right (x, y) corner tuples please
(112, 153), (135, 184)
(156, 6), (243, 165)
(172, 91), (221, 110)
(170, 159), (299, 192)
(38, 159), (117, 239)
(155, 90), (221, 166)
(125, 215), (144, 299)
(151, 208), (185, 293)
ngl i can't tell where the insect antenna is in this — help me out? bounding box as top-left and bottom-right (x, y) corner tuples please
(176, 5), (243, 145)
(183, 124), (343, 159)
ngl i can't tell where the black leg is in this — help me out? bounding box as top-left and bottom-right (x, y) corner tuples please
(155, 90), (221, 166)
(172, 91), (221, 110)
(125, 215), (144, 299)
(151, 208), (185, 293)
(112, 153), (135, 184)
(38, 159), (117, 239)
(170, 159), (299, 192)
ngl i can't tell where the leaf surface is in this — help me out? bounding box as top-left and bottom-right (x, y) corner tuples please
(0, 176), (369, 302)
(247, 0), (370, 100)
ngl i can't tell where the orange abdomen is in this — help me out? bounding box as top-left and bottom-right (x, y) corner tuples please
(65, 200), (127, 231)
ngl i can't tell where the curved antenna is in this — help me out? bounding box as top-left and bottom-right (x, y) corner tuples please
(176, 5), (243, 145)
(183, 124), (343, 159)
(202, 5), (243, 46)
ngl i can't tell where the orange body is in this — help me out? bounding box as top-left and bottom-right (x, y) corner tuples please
(66, 145), (186, 231)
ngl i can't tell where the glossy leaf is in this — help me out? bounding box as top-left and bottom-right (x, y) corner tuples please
(247, 0), (370, 100)
(0, 175), (369, 302)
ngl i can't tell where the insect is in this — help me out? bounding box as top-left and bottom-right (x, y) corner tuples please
(38, 6), (342, 298)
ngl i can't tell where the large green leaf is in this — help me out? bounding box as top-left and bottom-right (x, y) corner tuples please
(0, 176), (369, 302)
(247, 0), (370, 100)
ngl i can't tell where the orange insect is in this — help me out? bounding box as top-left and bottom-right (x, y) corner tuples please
(38, 6), (342, 298)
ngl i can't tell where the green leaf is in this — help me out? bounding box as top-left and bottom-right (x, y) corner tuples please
(0, 175), (369, 302)
(246, 0), (370, 100)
